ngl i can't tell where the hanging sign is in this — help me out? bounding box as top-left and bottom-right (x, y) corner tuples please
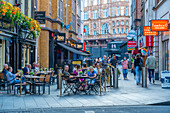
(127, 41), (137, 47)
(146, 36), (154, 47)
(143, 26), (158, 36)
(151, 20), (169, 31)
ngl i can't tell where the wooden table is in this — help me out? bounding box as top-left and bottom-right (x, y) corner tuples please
(24, 75), (45, 94)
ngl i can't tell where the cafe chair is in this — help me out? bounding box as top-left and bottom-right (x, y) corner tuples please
(0, 73), (6, 90)
(62, 75), (77, 95)
(35, 75), (51, 95)
(51, 72), (58, 84)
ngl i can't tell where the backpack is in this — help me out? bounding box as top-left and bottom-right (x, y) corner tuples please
(139, 59), (143, 70)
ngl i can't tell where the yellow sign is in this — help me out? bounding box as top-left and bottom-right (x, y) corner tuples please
(72, 61), (82, 65)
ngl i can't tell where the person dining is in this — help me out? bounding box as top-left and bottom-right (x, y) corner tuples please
(94, 63), (102, 77)
(63, 65), (77, 82)
(86, 66), (97, 85)
(23, 63), (30, 75)
(2, 64), (8, 81)
(73, 65), (82, 76)
(6, 67), (30, 94)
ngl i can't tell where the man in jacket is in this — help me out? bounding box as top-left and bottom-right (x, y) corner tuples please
(145, 52), (157, 84)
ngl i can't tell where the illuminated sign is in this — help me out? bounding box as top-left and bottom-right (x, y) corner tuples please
(54, 33), (66, 43)
(151, 20), (169, 31)
(143, 26), (158, 36)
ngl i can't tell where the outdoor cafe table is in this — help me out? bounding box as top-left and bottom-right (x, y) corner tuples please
(24, 75), (45, 94)
(60, 75), (89, 96)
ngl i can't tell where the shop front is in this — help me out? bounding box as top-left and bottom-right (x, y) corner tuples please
(161, 31), (169, 71)
(49, 32), (90, 72)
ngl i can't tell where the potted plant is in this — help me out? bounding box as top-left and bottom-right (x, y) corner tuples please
(30, 72), (34, 75)
(78, 71), (83, 77)
(39, 68), (43, 72)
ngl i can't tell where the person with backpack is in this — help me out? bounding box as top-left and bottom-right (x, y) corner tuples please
(134, 54), (143, 85)
(145, 52), (157, 84)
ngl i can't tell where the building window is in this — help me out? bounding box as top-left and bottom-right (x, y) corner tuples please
(84, 0), (88, 7)
(113, 21), (115, 26)
(117, 28), (119, 34)
(117, 21), (119, 26)
(72, 14), (75, 31)
(121, 6), (124, 16)
(49, 0), (51, 15)
(103, 9), (108, 18)
(102, 23), (109, 34)
(84, 25), (89, 36)
(126, 28), (128, 33)
(117, 7), (119, 16)
(93, 10), (97, 19)
(57, 0), (63, 20)
(84, 12), (88, 20)
(94, 23), (96, 28)
(125, 6), (128, 16)
(94, 31), (97, 35)
(126, 21), (128, 25)
(121, 28), (124, 34)
(103, 0), (107, 4)
(111, 0), (116, 2)
(113, 29), (115, 34)
(121, 21), (124, 25)
(93, 0), (97, 5)
(72, 0), (75, 12)
(111, 7), (116, 17)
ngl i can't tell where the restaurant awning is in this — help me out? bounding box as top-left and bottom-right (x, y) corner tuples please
(57, 43), (91, 56)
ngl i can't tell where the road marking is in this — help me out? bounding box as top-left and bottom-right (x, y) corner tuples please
(85, 111), (95, 113)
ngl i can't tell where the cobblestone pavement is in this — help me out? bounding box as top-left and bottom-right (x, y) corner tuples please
(0, 67), (170, 110)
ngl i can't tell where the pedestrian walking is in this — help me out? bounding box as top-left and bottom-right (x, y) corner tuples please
(110, 55), (118, 68)
(122, 57), (128, 80)
(131, 55), (136, 79)
(145, 52), (157, 84)
(134, 54), (143, 85)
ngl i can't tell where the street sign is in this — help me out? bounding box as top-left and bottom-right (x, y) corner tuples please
(146, 36), (154, 47)
(161, 71), (170, 88)
(151, 20), (169, 31)
(34, 11), (46, 24)
(143, 26), (158, 36)
(127, 41), (137, 47)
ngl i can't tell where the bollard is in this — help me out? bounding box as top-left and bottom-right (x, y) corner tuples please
(113, 68), (118, 88)
(110, 67), (112, 87)
(142, 67), (147, 87)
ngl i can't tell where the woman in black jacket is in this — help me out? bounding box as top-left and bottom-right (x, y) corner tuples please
(134, 54), (143, 85)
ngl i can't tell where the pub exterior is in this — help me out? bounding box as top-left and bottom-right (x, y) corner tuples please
(0, 1), (41, 73)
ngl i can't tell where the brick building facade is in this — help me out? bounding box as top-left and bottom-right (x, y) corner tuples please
(83, 0), (130, 58)
(36, 0), (84, 69)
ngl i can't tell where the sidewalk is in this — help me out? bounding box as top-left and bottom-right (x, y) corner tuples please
(0, 68), (170, 110)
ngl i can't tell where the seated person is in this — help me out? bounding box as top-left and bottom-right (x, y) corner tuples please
(86, 66), (97, 85)
(94, 63), (102, 77)
(73, 65), (82, 76)
(23, 63), (30, 75)
(2, 64), (8, 81)
(82, 64), (88, 74)
(63, 65), (77, 82)
(6, 67), (30, 94)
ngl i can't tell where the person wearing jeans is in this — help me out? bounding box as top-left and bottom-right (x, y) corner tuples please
(145, 52), (157, 84)
(134, 54), (143, 85)
(135, 66), (142, 84)
(122, 57), (128, 80)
